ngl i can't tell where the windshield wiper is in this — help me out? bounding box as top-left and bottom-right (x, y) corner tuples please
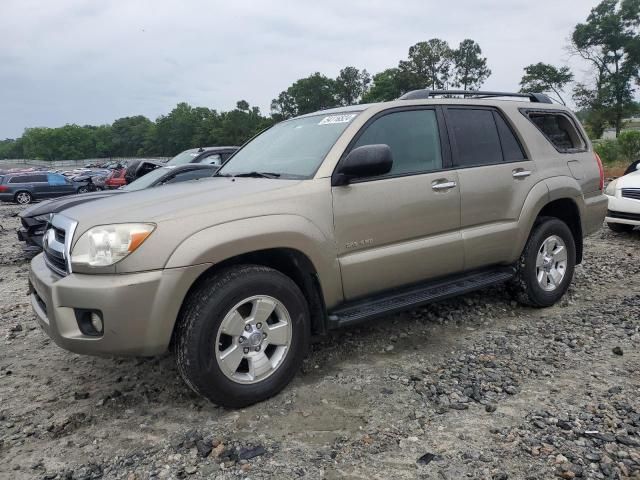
(231, 171), (281, 179)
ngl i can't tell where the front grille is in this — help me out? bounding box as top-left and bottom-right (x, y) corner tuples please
(43, 226), (68, 277)
(43, 245), (67, 276)
(53, 226), (65, 244)
(607, 209), (640, 222)
(621, 188), (640, 201)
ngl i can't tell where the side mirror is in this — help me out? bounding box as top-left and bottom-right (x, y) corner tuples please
(333, 144), (393, 186)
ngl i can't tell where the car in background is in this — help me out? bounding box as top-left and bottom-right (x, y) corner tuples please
(123, 160), (162, 184)
(18, 164), (219, 248)
(605, 162), (640, 233)
(0, 172), (93, 205)
(167, 146), (238, 166)
(105, 168), (127, 189)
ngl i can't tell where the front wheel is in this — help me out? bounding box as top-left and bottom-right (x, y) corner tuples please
(607, 222), (635, 233)
(511, 217), (576, 307)
(175, 265), (310, 408)
(77, 186), (88, 194)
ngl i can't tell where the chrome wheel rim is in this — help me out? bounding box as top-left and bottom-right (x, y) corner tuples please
(16, 193), (30, 204)
(215, 295), (292, 384)
(536, 235), (567, 292)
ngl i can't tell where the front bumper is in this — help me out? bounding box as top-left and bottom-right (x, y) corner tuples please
(18, 226), (45, 248)
(29, 254), (210, 356)
(605, 194), (640, 226)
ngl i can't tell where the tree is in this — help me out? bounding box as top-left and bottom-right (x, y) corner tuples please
(270, 73), (338, 118)
(334, 66), (371, 105)
(618, 130), (640, 160)
(111, 115), (155, 156)
(451, 39), (491, 91)
(570, 0), (640, 136)
(361, 68), (407, 102)
(519, 63), (574, 105)
(399, 39), (453, 90)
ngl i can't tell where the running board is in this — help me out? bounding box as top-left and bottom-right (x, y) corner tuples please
(328, 268), (514, 329)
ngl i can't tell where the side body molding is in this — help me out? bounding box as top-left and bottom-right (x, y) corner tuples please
(164, 214), (343, 308)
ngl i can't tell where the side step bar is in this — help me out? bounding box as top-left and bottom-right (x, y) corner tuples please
(328, 267), (514, 329)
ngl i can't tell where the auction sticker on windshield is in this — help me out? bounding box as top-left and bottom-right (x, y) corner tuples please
(318, 114), (357, 125)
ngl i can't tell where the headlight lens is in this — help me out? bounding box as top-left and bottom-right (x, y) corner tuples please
(605, 179), (617, 196)
(71, 223), (155, 267)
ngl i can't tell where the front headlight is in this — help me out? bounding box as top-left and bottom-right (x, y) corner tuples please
(71, 223), (155, 267)
(605, 179), (617, 196)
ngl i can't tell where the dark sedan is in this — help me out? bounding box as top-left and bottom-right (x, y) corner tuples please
(18, 163), (219, 249)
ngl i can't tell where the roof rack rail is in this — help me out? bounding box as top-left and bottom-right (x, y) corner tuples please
(398, 89), (553, 104)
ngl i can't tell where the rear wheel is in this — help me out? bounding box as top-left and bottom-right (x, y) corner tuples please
(15, 191), (32, 205)
(607, 222), (635, 233)
(175, 265), (310, 408)
(512, 217), (576, 307)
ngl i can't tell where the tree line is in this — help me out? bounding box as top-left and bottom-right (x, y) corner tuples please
(0, 0), (637, 161)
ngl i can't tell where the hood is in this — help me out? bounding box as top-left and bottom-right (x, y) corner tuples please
(616, 169), (640, 189)
(20, 190), (124, 218)
(63, 176), (304, 228)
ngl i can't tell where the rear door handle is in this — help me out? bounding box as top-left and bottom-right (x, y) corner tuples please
(431, 180), (457, 191)
(512, 169), (532, 179)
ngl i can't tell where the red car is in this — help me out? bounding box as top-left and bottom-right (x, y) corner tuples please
(104, 168), (126, 189)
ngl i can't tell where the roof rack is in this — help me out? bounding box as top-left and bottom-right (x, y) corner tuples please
(398, 89), (553, 104)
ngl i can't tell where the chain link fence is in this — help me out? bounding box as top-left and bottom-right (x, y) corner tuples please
(0, 157), (171, 169)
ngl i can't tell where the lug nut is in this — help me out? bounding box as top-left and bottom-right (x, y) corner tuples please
(254, 346), (261, 352)
(263, 332), (267, 338)
(244, 324), (252, 332)
(243, 347), (250, 354)
(256, 322), (262, 329)
(238, 337), (244, 344)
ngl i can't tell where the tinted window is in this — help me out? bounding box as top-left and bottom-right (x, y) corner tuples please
(493, 112), (526, 162)
(47, 173), (67, 185)
(352, 109), (442, 175)
(527, 112), (585, 152)
(448, 108), (502, 167)
(9, 175), (31, 183)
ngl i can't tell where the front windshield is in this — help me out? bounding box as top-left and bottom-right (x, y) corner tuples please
(218, 112), (360, 179)
(167, 149), (199, 166)
(122, 166), (174, 191)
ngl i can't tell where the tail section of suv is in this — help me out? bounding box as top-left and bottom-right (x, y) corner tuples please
(28, 91), (607, 407)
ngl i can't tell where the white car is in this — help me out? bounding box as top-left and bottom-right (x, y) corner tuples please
(605, 165), (640, 232)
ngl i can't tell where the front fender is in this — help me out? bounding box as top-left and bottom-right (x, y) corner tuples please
(165, 214), (343, 307)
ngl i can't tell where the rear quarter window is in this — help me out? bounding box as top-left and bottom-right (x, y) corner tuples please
(523, 110), (586, 153)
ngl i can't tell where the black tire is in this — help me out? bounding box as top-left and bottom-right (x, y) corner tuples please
(607, 222), (635, 233)
(14, 191), (32, 205)
(175, 265), (310, 408)
(77, 186), (88, 194)
(511, 217), (576, 308)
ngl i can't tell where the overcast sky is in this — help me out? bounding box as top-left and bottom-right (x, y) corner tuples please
(0, 0), (602, 139)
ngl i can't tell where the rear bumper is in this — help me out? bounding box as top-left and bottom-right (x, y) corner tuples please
(29, 254), (210, 356)
(581, 193), (608, 236)
(0, 193), (15, 202)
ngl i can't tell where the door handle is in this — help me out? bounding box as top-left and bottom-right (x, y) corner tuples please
(431, 180), (457, 191)
(512, 169), (532, 179)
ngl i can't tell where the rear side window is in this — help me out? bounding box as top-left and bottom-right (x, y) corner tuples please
(352, 109), (443, 176)
(447, 108), (503, 167)
(493, 112), (526, 162)
(525, 112), (586, 152)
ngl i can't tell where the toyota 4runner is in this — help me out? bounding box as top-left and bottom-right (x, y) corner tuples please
(28, 90), (607, 407)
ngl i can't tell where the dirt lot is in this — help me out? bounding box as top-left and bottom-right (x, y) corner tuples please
(0, 202), (638, 480)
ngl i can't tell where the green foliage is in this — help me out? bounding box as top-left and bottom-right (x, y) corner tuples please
(594, 139), (621, 163)
(617, 130), (640, 160)
(451, 39), (491, 91)
(571, 0), (640, 136)
(334, 67), (371, 106)
(519, 63), (573, 104)
(361, 68), (405, 102)
(271, 72), (338, 119)
(399, 39), (453, 90)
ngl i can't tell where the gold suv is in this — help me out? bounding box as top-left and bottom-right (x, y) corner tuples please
(29, 90), (607, 407)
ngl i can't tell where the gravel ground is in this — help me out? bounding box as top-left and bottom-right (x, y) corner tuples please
(0, 202), (638, 480)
